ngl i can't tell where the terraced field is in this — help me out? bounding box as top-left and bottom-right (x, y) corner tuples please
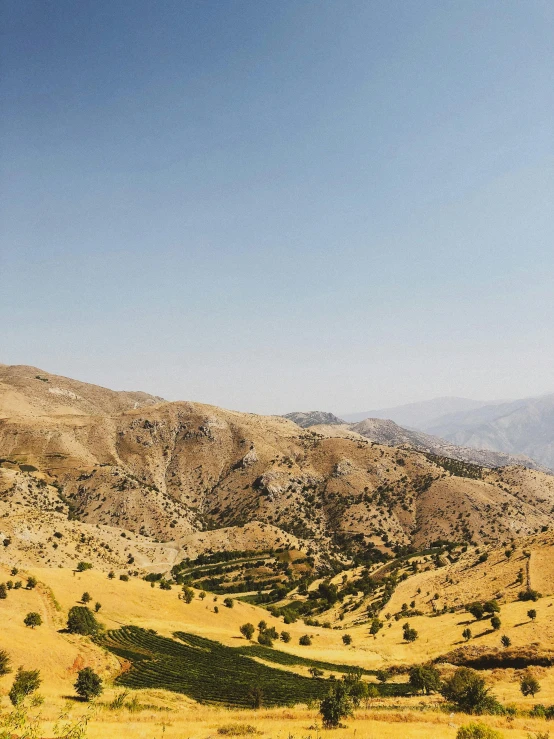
(99, 627), (409, 706)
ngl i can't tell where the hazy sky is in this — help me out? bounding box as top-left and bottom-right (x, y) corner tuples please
(2, 1), (554, 414)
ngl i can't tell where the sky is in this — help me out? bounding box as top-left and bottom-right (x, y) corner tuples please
(1, 0), (554, 415)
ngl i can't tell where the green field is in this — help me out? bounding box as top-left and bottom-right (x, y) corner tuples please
(99, 627), (409, 706)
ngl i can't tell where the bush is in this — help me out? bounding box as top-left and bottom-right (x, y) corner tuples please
(299, 635), (312, 646)
(182, 586), (194, 603)
(518, 589), (541, 602)
(76, 562), (92, 572)
(23, 612), (42, 629)
(441, 668), (496, 714)
(490, 616), (501, 631)
(319, 681), (353, 728)
(409, 664), (442, 695)
(500, 635), (511, 648)
(257, 632), (273, 647)
(0, 649), (11, 677)
(527, 609), (537, 621)
(223, 598), (234, 609)
(520, 670), (541, 697)
(9, 667), (41, 706)
(468, 603), (485, 620)
(376, 669), (390, 683)
(67, 606), (100, 635)
(280, 631), (291, 643)
(456, 722), (503, 739)
(342, 634), (352, 646)
(0, 583), (7, 599)
(26, 577), (37, 589)
(74, 666), (103, 701)
(119, 574), (129, 582)
(402, 623), (418, 642)
(217, 724), (260, 736)
(81, 592), (91, 604)
(463, 628), (472, 641)
(240, 623), (255, 640)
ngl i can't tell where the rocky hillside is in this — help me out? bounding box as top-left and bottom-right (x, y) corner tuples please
(1, 365), (554, 571)
(283, 411), (345, 427)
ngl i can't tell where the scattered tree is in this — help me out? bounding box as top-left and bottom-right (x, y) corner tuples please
(223, 597), (234, 609)
(319, 681), (353, 728)
(463, 628), (472, 641)
(248, 686), (263, 709)
(409, 664), (442, 695)
(240, 623), (255, 640)
(342, 634), (352, 646)
(280, 631), (291, 643)
(501, 635), (511, 648)
(490, 616), (501, 631)
(81, 592), (91, 604)
(441, 667), (496, 714)
(0, 650), (11, 677)
(74, 667), (103, 701)
(527, 608), (537, 621)
(76, 562), (92, 572)
(23, 612), (42, 629)
(182, 586), (194, 604)
(67, 606), (99, 635)
(0, 583), (7, 599)
(26, 577), (37, 589)
(9, 667), (41, 706)
(299, 634), (312, 646)
(94, 602), (101, 612)
(520, 670), (541, 698)
(376, 669), (390, 684)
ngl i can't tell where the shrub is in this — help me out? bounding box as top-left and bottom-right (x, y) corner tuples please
(468, 603), (485, 620)
(0, 649), (11, 677)
(67, 606), (99, 635)
(501, 635), (511, 648)
(441, 668), (496, 714)
(463, 628), (472, 641)
(527, 608), (537, 621)
(402, 623), (418, 642)
(74, 666), (103, 701)
(217, 724), (260, 736)
(95, 602), (101, 612)
(0, 583), (7, 599)
(26, 577), (37, 589)
(257, 632), (273, 647)
(342, 634), (352, 645)
(518, 589), (541, 602)
(520, 671), (541, 697)
(409, 664), (442, 695)
(456, 722), (503, 739)
(23, 612), (42, 629)
(247, 686), (263, 709)
(280, 631), (291, 643)
(299, 635), (312, 646)
(376, 669), (390, 683)
(9, 667), (41, 706)
(81, 592), (91, 604)
(182, 586), (194, 603)
(490, 616), (501, 631)
(119, 574), (129, 582)
(224, 598), (234, 609)
(240, 623), (255, 640)
(319, 681), (353, 728)
(76, 562), (92, 572)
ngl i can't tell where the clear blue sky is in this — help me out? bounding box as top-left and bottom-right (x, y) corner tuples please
(2, 0), (553, 414)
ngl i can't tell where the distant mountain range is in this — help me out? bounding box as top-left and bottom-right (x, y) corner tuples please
(341, 397), (497, 426)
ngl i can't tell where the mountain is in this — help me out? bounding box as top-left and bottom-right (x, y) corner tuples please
(1, 364), (554, 572)
(283, 411), (345, 428)
(341, 397), (494, 426)
(348, 417), (548, 471)
(423, 393), (554, 471)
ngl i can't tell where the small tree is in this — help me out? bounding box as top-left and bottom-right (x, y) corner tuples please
(0, 650), (11, 678)
(258, 631), (273, 647)
(81, 592), (91, 604)
(527, 608), (537, 621)
(199, 591), (206, 600)
(501, 635), (511, 648)
(0, 583), (7, 599)
(463, 628), (472, 641)
(67, 606), (99, 635)
(182, 586), (194, 604)
(342, 634), (352, 646)
(94, 602), (101, 612)
(26, 577), (37, 590)
(280, 631), (291, 643)
(309, 667), (324, 678)
(223, 597), (234, 609)
(376, 668), (390, 684)
(74, 667), (103, 701)
(240, 623), (255, 640)
(299, 634), (312, 646)
(9, 667), (41, 706)
(409, 665), (442, 695)
(441, 667), (495, 714)
(490, 616), (501, 631)
(248, 686), (263, 709)
(467, 603), (484, 621)
(520, 670), (541, 697)
(456, 722), (503, 739)
(319, 681), (353, 728)
(403, 623), (418, 642)
(24, 612), (42, 629)
(76, 562), (92, 572)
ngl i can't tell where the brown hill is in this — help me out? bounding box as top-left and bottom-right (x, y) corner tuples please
(1, 365), (554, 571)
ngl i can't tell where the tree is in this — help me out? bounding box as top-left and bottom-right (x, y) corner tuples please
(94, 602), (101, 613)
(501, 635), (511, 648)
(81, 592), (91, 604)
(483, 600), (500, 615)
(240, 623), (255, 640)
(258, 631), (273, 647)
(9, 667), (41, 706)
(182, 586), (194, 604)
(76, 562), (92, 572)
(402, 623), (418, 642)
(309, 667), (324, 678)
(74, 667), (103, 701)
(67, 606), (99, 635)
(199, 591), (206, 600)
(223, 597), (234, 609)
(280, 631), (291, 643)
(248, 686), (263, 709)
(319, 681), (353, 728)
(0, 650), (11, 677)
(467, 603), (485, 621)
(409, 665), (442, 695)
(527, 608), (537, 621)
(441, 668), (495, 714)
(520, 670), (541, 697)
(369, 618), (383, 636)
(490, 616), (501, 631)
(299, 634), (312, 646)
(24, 612), (42, 629)
(0, 583), (7, 599)
(26, 577), (37, 590)
(376, 669), (390, 684)
(463, 628), (472, 641)
(342, 634), (352, 646)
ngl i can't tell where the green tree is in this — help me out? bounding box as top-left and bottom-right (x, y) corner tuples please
(500, 635), (511, 648)
(456, 722), (503, 739)
(342, 634), (352, 646)
(409, 665), (442, 695)
(309, 667), (324, 678)
(248, 686), (263, 709)
(223, 597), (234, 608)
(441, 667), (496, 714)
(94, 602), (101, 612)
(299, 634), (312, 646)
(76, 562), (92, 572)
(376, 669), (390, 684)
(490, 616), (501, 631)
(280, 631), (291, 643)
(520, 670), (541, 697)
(402, 623), (418, 642)
(74, 667), (103, 701)
(467, 603), (485, 620)
(9, 667), (41, 706)
(527, 608), (537, 621)
(319, 681), (353, 728)
(0, 649), (11, 677)
(23, 612), (42, 629)
(258, 631), (273, 647)
(483, 600), (500, 615)
(182, 586), (194, 603)
(26, 577), (37, 590)
(369, 618), (383, 636)
(0, 583), (7, 599)
(67, 606), (99, 635)
(463, 628), (472, 641)
(240, 623), (255, 640)
(81, 592), (91, 604)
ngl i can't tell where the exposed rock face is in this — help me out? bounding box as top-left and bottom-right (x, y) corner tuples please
(283, 411), (346, 428)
